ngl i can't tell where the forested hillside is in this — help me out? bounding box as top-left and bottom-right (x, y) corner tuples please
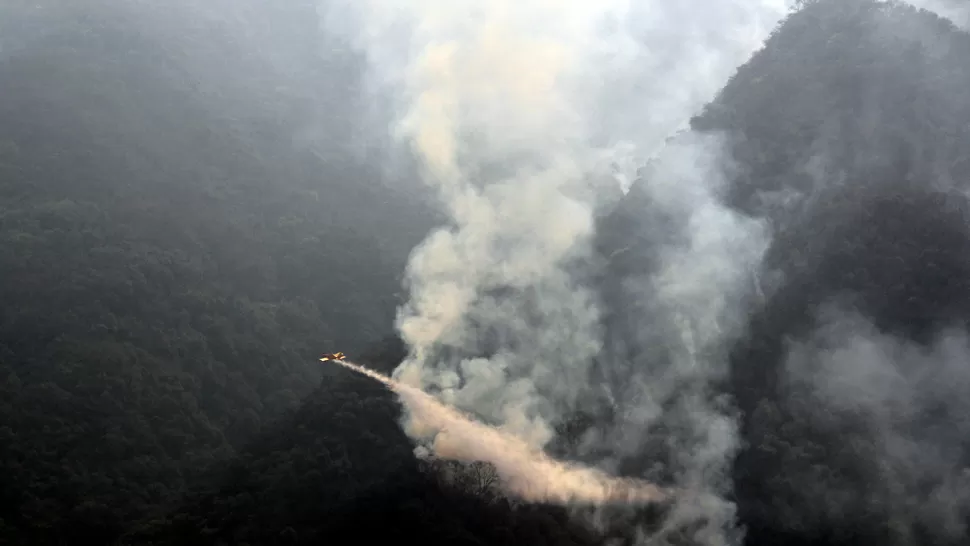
(3, 1), (970, 545)
(125, 2), (970, 546)
(120, 337), (611, 546)
(0, 4), (435, 543)
(693, 1), (970, 544)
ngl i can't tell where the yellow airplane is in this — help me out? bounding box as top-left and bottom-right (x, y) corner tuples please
(319, 352), (346, 362)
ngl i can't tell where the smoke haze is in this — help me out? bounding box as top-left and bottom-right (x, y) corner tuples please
(7, 0), (970, 545)
(779, 305), (970, 539)
(713, 4), (970, 540)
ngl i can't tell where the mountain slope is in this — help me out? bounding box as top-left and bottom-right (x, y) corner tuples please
(0, 8), (435, 544)
(687, 1), (970, 544)
(124, 3), (970, 546)
(6, 1), (970, 545)
(122, 337), (603, 546)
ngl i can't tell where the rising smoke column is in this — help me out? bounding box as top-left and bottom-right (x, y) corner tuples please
(324, 0), (793, 543)
(334, 0), (631, 449)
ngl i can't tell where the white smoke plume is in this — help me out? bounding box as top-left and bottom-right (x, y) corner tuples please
(324, 0), (794, 542)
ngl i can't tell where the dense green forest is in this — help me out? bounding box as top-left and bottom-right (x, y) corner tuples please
(3, 1), (970, 545)
(0, 3), (435, 542)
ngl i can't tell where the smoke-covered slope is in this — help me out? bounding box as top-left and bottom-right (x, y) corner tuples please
(684, 1), (970, 544)
(6, 1), (970, 545)
(125, 3), (970, 546)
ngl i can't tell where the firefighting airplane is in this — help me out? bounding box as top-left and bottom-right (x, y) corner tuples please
(319, 352), (346, 362)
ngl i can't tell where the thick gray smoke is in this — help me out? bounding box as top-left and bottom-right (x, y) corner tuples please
(590, 130), (772, 543)
(325, 0), (792, 543)
(781, 305), (970, 541)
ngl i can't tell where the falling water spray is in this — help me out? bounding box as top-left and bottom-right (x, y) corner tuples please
(329, 358), (671, 505)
